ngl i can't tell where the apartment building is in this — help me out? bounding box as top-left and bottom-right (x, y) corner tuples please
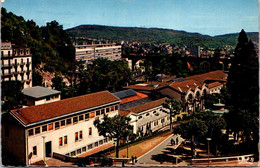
(2, 91), (120, 166)
(75, 43), (122, 63)
(1, 42), (32, 88)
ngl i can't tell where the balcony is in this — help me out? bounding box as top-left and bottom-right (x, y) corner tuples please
(2, 64), (12, 68)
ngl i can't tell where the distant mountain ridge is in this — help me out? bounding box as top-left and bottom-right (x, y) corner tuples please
(66, 25), (258, 48)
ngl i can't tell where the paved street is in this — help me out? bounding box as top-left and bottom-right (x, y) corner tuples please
(134, 134), (186, 166)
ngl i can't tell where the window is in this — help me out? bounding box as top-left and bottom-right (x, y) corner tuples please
(94, 142), (98, 147)
(110, 106), (114, 111)
(79, 131), (83, 139)
(101, 109), (105, 115)
(46, 96), (50, 101)
(89, 127), (92, 135)
(115, 105), (118, 110)
(85, 113), (89, 120)
(33, 146), (37, 155)
(96, 110), (100, 116)
(29, 129), (34, 136)
(109, 137), (113, 141)
(161, 119), (165, 123)
(146, 113), (150, 116)
(106, 108), (110, 113)
(99, 140), (103, 145)
(65, 153), (69, 156)
(59, 137), (63, 146)
(79, 115), (84, 121)
(71, 151), (76, 156)
(64, 136), (67, 145)
(104, 138), (108, 143)
(73, 116), (78, 124)
(77, 149), (81, 154)
(138, 116), (142, 119)
(90, 112), (95, 118)
(61, 120), (65, 127)
(75, 132), (79, 141)
(88, 144), (93, 149)
(35, 127), (40, 134)
(48, 123), (53, 130)
(82, 146), (87, 152)
(42, 125), (47, 132)
(66, 118), (71, 125)
(55, 122), (60, 129)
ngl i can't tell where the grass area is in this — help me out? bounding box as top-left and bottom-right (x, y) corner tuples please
(106, 131), (172, 158)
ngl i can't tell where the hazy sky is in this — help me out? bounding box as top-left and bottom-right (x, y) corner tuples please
(2, 0), (259, 36)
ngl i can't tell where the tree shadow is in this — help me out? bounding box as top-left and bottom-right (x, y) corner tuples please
(151, 153), (181, 164)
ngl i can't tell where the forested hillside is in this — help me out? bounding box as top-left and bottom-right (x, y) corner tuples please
(66, 25), (258, 48)
(1, 7), (72, 73)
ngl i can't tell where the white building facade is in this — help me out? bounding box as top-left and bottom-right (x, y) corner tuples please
(1, 42), (32, 88)
(75, 43), (122, 63)
(2, 91), (120, 166)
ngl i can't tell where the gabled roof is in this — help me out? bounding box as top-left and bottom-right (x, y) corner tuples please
(125, 81), (171, 91)
(169, 79), (200, 93)
(126, 98), (167, 114)
(185, 70), (227, 83)
(10, 91), (120, 126)
(208, 81), (223, 89)
(22, 86), (61, 99)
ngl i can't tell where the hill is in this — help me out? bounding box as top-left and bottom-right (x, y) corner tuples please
(66, 25), (258, 48)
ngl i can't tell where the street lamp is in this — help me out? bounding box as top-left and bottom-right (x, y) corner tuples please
(126, 136), (129, 158)
(42, 136), (46, 162)
(206, 138), (212, 167)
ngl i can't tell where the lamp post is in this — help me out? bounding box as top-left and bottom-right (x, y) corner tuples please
(206, 138), (211, 167)
(126, 136), (129, 158)
(42, 136), (46, 162)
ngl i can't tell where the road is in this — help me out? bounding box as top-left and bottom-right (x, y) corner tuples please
(134, 134), (186, 166)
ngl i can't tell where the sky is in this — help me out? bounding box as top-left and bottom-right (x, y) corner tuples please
(1, 0), (259, 36)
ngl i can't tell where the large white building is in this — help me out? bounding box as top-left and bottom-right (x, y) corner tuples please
(75, 43), (122, 63)
(1, 42), (32, 88)
(2, 91), (120, 166)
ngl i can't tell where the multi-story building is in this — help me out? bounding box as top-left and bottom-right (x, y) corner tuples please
(2, 91), (120, 166)
(75, 43), (122, 63)
(1, 42), (32, 88)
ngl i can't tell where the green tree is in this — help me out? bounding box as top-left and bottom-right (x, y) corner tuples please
(174, 118), (208, 158)
(94, 115), (133, 158)
(51, 74), (65, 91)
(1, 81), (24, 111)
(32, 70), (43, 86)
(162, 99), (182, 130)
(226, 29), (259, 143)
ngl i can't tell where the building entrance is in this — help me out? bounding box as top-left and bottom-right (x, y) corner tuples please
(45, 141), (52, 157)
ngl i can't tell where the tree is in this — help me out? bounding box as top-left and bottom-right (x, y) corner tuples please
(225, 29), (259, 143)
(162, 99), (182, 130)
(174, 118), (208, 157)
(94, 115), (133, 158)
(32, 70), (43, 86)
(2, 81), (24, 111)
(51, 74), (65, 91)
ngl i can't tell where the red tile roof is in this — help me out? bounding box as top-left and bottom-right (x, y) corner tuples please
(126, 98), (167, 114)
(169, 79), (199, 93)
(120, 92), (148, 104)
(208, 81), (223, 89)
(125, 81), (171, 91)
(119, 110), (131, 116)
(11, 91), (120, 126)
(185, 70), (227, 83)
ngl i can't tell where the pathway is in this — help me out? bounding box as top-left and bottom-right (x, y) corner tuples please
(134, 134), (186, 166)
